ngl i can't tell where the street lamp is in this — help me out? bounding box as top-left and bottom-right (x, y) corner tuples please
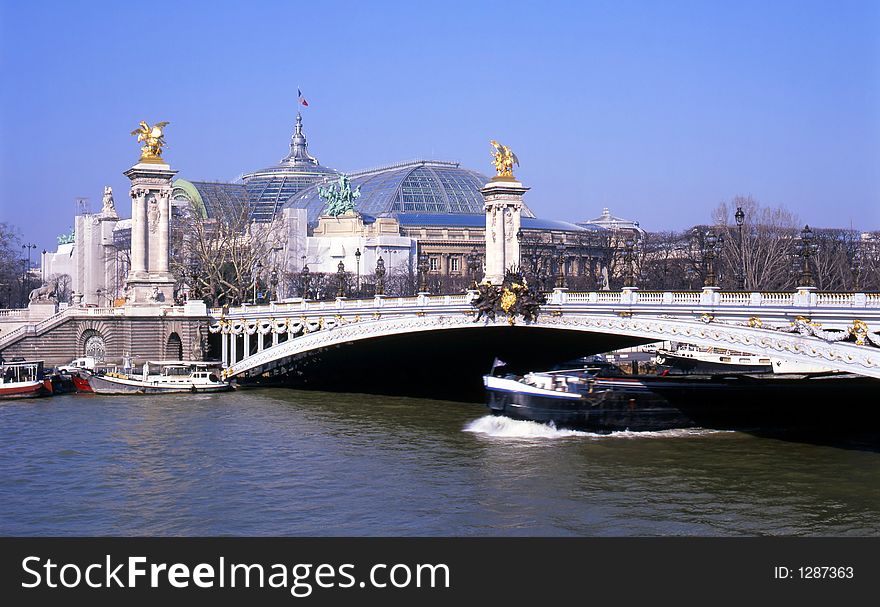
(851, 246), (863, 291)
(417, 253), (429, 293)
(555, 244), (567, 289)
(375, 257), (386, 295)
(623, 235), (636, 288)
(704, 231), (717, 288)
(270, 267), (279, 302)
(466, 248), (479, 286)
(337, 260), (346, 298)
(300, 263), (310, 299)
(354, 248), (361, 296)
(253, 260), (263, 304)
(735, 206), (745, 290)
(798, 225), (817, 288)
(21, 243), (36, 306)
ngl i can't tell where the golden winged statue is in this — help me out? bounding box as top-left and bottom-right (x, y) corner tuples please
(131, 120), (169, 162)
(490, 139), (519, 179)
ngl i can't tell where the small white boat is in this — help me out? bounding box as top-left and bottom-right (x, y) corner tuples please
(0, 360), (51, 399)
(87, 360), (233, 395)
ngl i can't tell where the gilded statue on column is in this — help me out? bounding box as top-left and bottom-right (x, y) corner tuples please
(490, 140), (519, 179)
(130, 120), (170, 163)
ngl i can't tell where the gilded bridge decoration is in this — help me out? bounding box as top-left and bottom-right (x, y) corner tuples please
(470, 272), (545, 325)
(130, 120), (169, 163)
(489, 140), (519, 179)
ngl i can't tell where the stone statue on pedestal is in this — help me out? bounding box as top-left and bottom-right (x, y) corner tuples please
(318, 174), (361, 217)
(100, 186), (117, 218)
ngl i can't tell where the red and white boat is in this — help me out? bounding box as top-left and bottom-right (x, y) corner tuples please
(0, 360), (52, 399)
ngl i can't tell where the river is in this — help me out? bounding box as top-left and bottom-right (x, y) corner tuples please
(2, 390), (879, 536)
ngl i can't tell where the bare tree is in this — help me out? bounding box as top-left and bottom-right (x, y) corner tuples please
(171, 203), (288, 306)
(714, 195), (800, 291)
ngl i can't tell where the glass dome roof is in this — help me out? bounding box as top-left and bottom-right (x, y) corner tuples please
(241, 113), (338, 222)
(285, 160), (535, 226)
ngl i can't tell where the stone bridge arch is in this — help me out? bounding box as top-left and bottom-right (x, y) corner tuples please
(219, 312), (880, 398)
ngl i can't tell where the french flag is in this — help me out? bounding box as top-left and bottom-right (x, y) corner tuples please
(298, 88), (309, 107)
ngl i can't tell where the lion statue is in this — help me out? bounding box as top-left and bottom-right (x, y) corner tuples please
(29, 278), (59, 302)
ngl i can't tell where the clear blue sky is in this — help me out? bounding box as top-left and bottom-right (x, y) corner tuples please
(1, 0), (878, 255)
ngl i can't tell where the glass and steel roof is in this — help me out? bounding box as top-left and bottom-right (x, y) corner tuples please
(396, 213), (601, 232)
(172, 180), (249, 221)
(241, 113), (339, 222)
(285, 160), (535, 226)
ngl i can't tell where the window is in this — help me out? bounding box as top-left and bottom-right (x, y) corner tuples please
(450, 257), (460, 272)
(429, 257), (439, 272)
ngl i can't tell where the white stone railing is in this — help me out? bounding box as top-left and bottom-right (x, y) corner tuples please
(211, 290), (880, 319)
(0, 309), (26, 318)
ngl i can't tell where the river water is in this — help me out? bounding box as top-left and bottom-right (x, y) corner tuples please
(2, 389), (880, 536)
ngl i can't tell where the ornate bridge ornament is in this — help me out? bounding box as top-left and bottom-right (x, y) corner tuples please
(318, 174), (361, 217)
(471, 272), (544, 325)
(489, 140), (519, 179)
(130, 120), (169, 163)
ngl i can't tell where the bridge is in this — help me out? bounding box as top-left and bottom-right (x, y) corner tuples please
(209, 288), (880, 397)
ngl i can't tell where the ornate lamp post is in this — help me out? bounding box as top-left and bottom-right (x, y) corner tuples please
(354, 248), (361, 296)
(269, 267), (279, 302)
(252, 260), (263, 304)
(300, 263), (310, 299)
(703, 231), (717, 288)
(417, 253), (429, 293)
(797, 225), (817, 288)
(851, 246), (863, 291)
(21, 243), (36, 306)
(735, 206), (745, 290)
(336, 260), (346, 298)
(375, 257), (386, 295)
(555, 244), (567, 289)
(466, 249), (478, 286)
(623, 235), (636, 288)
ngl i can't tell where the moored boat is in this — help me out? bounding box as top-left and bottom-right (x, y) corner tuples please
(87, 360), (232, 395)
(0, 360), (52, 399)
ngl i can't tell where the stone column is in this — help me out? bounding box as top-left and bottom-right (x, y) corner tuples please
(123, 161), (177, 305)
(221, 332), (228, 365)
(129, 189), (147, 276)
(157, 191), (170, 274)
(481, 179), (528, 285)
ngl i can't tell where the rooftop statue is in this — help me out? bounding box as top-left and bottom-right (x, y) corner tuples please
(490, 139), (519, 179)
(57, 227), (75, 245)
(318, 174), (361, 217)
(100, 185), (118, 218)
(130, 120), (169, 163)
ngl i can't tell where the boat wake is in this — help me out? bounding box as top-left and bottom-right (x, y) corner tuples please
(463, 415), (729, 440)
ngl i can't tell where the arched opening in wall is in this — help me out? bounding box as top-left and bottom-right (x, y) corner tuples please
(81, 330), (106, 362)
(166, 332), (183, 360)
